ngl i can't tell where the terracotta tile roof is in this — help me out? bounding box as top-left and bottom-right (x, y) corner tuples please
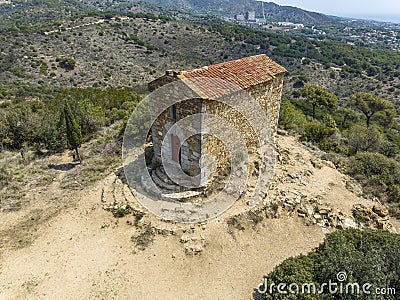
(181, 77), (243, 99)
(179, 54), (286, 91)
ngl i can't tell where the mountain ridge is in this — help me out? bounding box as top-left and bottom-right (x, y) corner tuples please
(129, 0), (337, 24)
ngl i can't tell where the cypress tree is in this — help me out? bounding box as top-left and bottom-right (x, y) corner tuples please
(64, 101), (82, 162)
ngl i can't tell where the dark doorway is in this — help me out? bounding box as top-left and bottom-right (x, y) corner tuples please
(171, 134), (181, 163)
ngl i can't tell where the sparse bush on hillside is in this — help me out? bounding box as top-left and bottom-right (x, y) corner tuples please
(278, 99), (306, 131)
(348, 152), (400, 204)
(56, 57), (76, 70)
(349, 152), (400, 186)
(301, 119), (336, 144)
(347, 124), (384, 154)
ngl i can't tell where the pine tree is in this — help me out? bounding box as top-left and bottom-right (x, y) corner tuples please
(64, 101), (82, 162)
(349, 92), (396, 127)
(299, 86), (338, 119)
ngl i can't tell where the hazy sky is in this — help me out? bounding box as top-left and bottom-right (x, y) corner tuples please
(265, 0), (400, 22)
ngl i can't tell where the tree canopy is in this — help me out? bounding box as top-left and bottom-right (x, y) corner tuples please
(64, 101), (82, 161)
(299, 86), (338, 119)
(349, 92), (396, 127)
(256, 229), (400, 300)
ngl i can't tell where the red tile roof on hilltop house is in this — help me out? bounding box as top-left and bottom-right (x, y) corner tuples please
(149, 54), (286, 99)
(179, 54), (286, 89)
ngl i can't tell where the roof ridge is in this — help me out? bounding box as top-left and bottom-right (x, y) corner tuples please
(184, 54), (269, 73)
(178, 54), (286, 90)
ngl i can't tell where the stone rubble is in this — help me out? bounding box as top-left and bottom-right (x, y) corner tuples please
(102, 133), (397, 256)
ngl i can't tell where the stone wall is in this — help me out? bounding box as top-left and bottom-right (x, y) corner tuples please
(246, 73), (284, 138)
(199, 76), (284, 182)
(200, 97), (261, 182)
(269, 74), (285, 135)
(152, 98), (202, 178)
(149, 72), (284, 187)
(148, 72), (179, 92)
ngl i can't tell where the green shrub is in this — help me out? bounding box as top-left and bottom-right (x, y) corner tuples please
(56, 57), (76, 70)
(322, 114), (337, 129)
(348, 152), (400, 205)
(379, 140), (398, 158)
(387, 185), (400, 203)
(0, 166), (10, 189)
(0, 87), (141, 151)
(317, 139), (342, 153)
(77, 98), (107, 135)
(302, 119), (335, 144)
(298, 74), (309, 83)
(347, 125), (384, 153)
(278, 99), (307, 131)
(256, 229), (400, 300)
(389, 202), (400, 218)
(349, 152), (400, 186)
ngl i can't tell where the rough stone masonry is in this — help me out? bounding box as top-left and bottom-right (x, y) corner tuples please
(148, 54), (286, 188)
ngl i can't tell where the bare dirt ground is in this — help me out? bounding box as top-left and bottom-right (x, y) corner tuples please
(0, 135), (398, 300)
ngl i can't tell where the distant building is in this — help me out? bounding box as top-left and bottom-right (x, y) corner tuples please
(294, 24), (304, 29)
(235, 14), (245, 21)
(277, 22), (304, 29)
(256, 18), (267, 25)
(245, 11), (256, 22)
(277, 22), (294, 26)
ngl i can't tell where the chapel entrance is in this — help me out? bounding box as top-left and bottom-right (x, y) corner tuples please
(171, 134), (181, 164)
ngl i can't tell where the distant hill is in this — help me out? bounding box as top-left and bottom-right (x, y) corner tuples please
(260, 1), (336, 24)
(131, 0), (337, 24)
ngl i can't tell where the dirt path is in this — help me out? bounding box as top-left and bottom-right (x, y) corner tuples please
(0, 180), (324, 299)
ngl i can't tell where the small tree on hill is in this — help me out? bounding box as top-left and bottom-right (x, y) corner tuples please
(340, 107), (360, 128)
(349, 92), (396, 127)
(347, 124), (384, 153)
(64, 101), (82, 162)
(299, 86), (338, 119)
(57, 57), (76, 70)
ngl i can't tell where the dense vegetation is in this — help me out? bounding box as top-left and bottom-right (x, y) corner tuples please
(255, 229), (400, 300)
(208, 20), (400, 82)
(0, 87), (142, 151)
(279, 85), (400, 217)
(203, 19), (400, 105)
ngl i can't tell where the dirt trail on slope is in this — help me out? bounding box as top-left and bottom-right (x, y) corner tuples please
(0, 135), (398, 300)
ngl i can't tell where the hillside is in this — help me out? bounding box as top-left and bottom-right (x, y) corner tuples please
(1, 0), (399, 194)
(0, 130), (397, 298)
(130, 0), (336, 24)
(1, 7), (400, 105)
(0, 2), (400, 299)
